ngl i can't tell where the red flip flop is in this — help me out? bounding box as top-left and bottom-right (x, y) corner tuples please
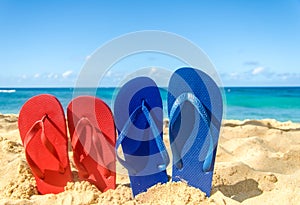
(18, 94), (73, 194)
(67, 96), (116, 192)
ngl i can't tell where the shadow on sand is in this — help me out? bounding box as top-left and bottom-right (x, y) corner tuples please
(212, 179), (263, 202)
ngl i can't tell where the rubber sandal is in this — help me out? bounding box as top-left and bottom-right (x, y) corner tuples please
(18, 94), (73, 194)
(114, 77), (169, 197)
(67, 96), (116, 192)
(168, 67), (223, 196)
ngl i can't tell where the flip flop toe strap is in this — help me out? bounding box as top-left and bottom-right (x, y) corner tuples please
(24, 115), (66, 179)
(72, 117), (112, 178)
(169, 92), (219, 172)
(116, 100), (170, 175)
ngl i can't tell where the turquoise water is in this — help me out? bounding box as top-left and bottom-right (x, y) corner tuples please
(224, 87), (300, 122)
(0, 87), (299, 122)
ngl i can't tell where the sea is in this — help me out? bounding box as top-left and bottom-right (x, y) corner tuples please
(0, 87), (299, 122)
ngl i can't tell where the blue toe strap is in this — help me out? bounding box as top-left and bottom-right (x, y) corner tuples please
(115, 100), (170, 175)
(169, 92), (219, 172)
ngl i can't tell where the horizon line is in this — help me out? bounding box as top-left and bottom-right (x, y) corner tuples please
(1, 85), (300, 89)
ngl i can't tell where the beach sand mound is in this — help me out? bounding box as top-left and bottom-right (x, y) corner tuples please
(0, 114), (300, 204)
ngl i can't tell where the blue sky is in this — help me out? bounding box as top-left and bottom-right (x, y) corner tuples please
(0, 0), (300, 87)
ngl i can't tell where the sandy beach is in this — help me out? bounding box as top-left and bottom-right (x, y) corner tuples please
(0, 113), (299, 205)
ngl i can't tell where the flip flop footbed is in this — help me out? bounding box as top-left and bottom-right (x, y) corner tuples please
(67, 96), (116, 192)
(18, 94), (72, 194)
(114, 77), (169, 196)
(168, 67), (223, 196)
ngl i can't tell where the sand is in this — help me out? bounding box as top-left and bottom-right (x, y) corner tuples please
(0, 113), (300, 204)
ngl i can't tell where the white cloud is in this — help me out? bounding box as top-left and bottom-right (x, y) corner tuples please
(21, 74), (27, 79)
(34, 73), (40, 78)
(251, 66), (265, 75)
(62, 70), (73, 78)
(229, 72), (239, 77)
(277, 73), (300, 82)
(47, 73), (54, 79)
(47, 73), (59, 79)
(222, 69), (300, 86)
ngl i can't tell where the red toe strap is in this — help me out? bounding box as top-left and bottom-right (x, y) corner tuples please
(24, 115), (66, 179)
(72, 117), (112, 178)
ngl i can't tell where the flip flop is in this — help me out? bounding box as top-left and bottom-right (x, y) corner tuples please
(18, 94), (73, 194)
(168, 67), (223, 196)
(67, 96), (116, 192)
(114, 77), (169, 197)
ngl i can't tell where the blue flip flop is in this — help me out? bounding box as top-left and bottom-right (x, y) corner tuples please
(168, 67), (223, 196)
(114, 77), (169, 196)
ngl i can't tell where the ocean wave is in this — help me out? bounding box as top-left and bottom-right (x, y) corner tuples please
(0, 89), (16, 93)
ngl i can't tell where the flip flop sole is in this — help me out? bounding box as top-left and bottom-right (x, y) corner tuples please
(114, 77), (168, 196)
(67, 96), (116, 192)
(168, 67), (223, 196)
(18, 94), (72, 194)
